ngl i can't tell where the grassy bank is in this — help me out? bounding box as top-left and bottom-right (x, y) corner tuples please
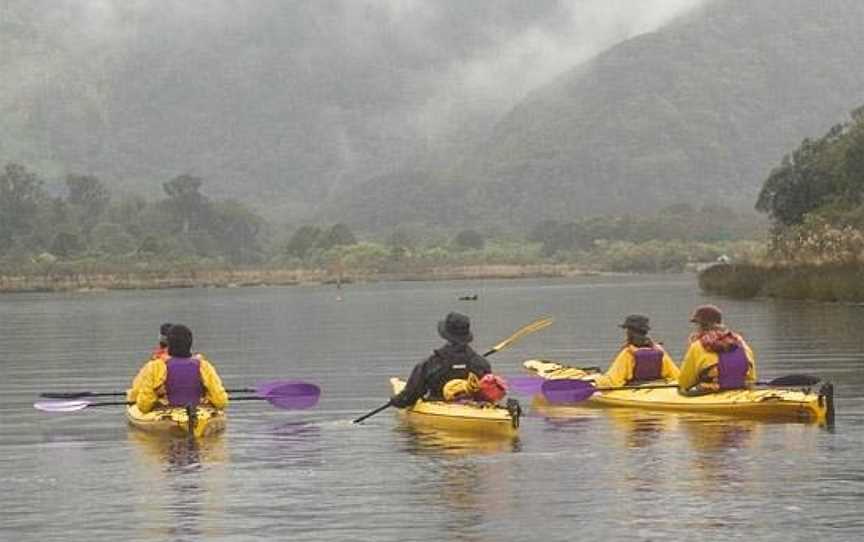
(699, 263), (864, 302)
(0, 263), (591, 294)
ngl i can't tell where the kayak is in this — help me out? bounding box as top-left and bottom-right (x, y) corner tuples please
(524, 360), (833, 424)
(126, 404), (227, 438)
(390, 378), (520, 437)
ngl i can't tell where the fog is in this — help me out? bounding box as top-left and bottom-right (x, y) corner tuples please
(1, 0), (705, 208)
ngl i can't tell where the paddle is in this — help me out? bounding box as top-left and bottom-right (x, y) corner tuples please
(34, 381), (321, 412)
(39, 379), (297, 400)
(352, 316), (554, 424)
(541, 374), (823, 404)
(508, 371), (600, 395)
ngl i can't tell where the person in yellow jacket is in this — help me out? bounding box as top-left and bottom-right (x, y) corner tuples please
(592, 315), (680, 388)
(678, 304), (756, 394)
(127, 324), (228, 413)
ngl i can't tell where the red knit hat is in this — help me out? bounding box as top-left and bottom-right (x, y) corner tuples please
(690, 304), (723, 325)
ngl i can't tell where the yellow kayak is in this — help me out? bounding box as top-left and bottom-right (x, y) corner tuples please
(390, 378), (520, 437)
(524, 360), (832, 424)
(126, 404), (227, 438)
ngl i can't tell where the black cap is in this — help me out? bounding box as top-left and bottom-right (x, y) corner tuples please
(619, 314), (650, 333)
(437, 312), (473, 344)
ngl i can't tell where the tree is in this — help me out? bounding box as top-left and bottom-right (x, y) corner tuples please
(0, 163), (44, 254)
(756, 128), (846, 225)
(50, 231), (85, 258)
(210, 200), (265, 264)
(286, 225), (323, 259)
(528, 219), (560, 244)
(452, 229), (485, 251)
(162, 174), (209, 234)
(91, 223), (137, 256)
(66, 174), (109, 235)
(323, 223), (357, 248)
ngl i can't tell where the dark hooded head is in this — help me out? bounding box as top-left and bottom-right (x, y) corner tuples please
(167, 324), (193, 358)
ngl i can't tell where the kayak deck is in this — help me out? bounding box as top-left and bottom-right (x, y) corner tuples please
(524, 359), (831, 424)
(126, 404), (227, 438)
(390, 378), (520, 437)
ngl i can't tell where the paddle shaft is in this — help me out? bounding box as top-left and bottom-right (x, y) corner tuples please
(353, 316), (553, 424)
(352, 402), (392, 424)
(60, 396), (275, 408)
(595, 376), (818, 393)
(40, 387), (258, 399)
(568, 376), (811, 391)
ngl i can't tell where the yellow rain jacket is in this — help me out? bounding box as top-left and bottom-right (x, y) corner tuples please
(678, 338), (756, 392)
(127, 354), (229, 413)
(592, 344), (680, 388)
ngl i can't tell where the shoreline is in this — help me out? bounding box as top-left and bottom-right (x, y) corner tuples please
(0, 264), (595, 294)
(698, 262), (864, 302)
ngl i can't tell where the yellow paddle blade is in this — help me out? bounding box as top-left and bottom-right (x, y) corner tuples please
(485, 317), (553, 355)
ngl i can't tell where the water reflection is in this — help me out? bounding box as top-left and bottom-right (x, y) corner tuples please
(604, 408), (678, 449)
(531, 399), (676, 449)
(394, 424), (520, 542)
(128, 430), (228, 468)
(395, 423), (520, 456)
(127, 430), (228, 540)
(678, 416), (759, 486)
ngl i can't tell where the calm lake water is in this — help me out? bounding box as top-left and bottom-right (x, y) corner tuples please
(1, 274), (862, 542)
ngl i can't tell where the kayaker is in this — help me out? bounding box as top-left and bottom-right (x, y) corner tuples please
(591, 314), (680, 388)
(128, 324), (229, 413)
(678, 304), (757, 394)
(390, 312), (493, 408)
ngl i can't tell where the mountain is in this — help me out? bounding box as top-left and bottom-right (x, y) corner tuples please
(2, 1), (697, 222)
(330, 0), (864, 231)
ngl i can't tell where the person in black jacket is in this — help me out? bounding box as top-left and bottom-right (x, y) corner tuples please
(390, 312), (491, 408)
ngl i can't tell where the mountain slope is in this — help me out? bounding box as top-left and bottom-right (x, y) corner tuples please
(332, 0), (864, 231)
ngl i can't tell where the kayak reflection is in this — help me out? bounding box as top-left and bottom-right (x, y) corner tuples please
(395, 423), (520, 456)
(531, 397), (677, 449)
(394, 424), (520, 540)
(128, 429), (229, 468)
(678, 415), (760, 487)
(127, 430), (229, 539)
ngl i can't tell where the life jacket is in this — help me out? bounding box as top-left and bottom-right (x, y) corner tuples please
(631, 347), (664, 382)
(716, 345), (750, 390)
(426, 344), (489, 399)
(165, 357), (204, 407)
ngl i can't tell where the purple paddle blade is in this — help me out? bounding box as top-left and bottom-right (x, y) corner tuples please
(541, 379), (596, 404)
(507, 376), (545, 395)
(253, 380), (288, 396)
(33, 400), (91, 413)
(263, 382), (321, 409)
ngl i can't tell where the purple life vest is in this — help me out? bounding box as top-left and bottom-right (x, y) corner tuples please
(632, 347), (664, 381)
(717, 345), (749, 390)
(165, 357), (204, 407)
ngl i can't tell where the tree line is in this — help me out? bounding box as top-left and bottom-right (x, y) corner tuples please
(754, 105), (864, 263)
(1, 160), (767, 276)
(0, 164), (271, 265)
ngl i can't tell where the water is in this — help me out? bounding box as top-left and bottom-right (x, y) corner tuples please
(1, 275), (862, 541)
